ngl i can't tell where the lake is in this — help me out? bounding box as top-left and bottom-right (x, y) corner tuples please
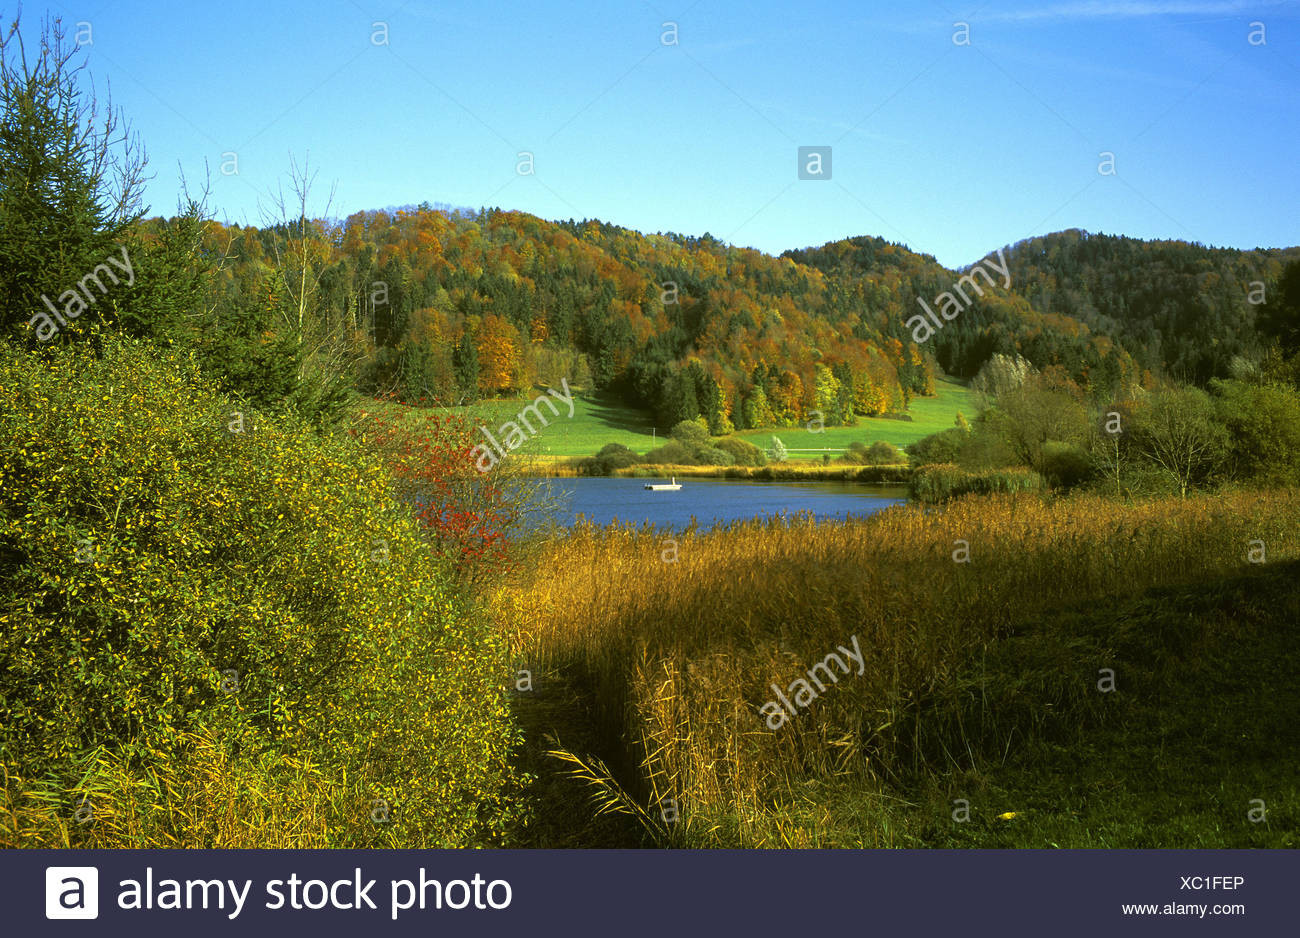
(521, 477), (907, 532)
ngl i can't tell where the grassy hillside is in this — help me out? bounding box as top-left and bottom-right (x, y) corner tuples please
(359, 378), (972, 461)
(361, 391), (655, 458)
(733, 378), (972, 453)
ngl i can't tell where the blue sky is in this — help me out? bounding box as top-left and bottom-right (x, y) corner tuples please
(18, 0), (1300, 267)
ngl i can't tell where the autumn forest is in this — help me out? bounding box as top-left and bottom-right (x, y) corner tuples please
(167, 204), (1300, 432)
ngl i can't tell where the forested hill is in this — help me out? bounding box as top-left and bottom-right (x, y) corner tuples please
(193, 206), (1154, 432)
(782, 235), (1134, 392)
(997, 230), (1300, 385)
(185, 206), (1297, 432)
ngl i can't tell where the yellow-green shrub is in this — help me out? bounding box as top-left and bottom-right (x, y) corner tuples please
(0, 337), (523, 846)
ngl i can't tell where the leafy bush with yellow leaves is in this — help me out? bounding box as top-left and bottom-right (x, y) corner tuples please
(0, 337), (524, 846)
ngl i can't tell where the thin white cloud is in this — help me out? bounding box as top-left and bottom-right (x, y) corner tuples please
(756, 101), (903, 144)
(693, 37), (760, 55)
(985, 1), (1284, 22)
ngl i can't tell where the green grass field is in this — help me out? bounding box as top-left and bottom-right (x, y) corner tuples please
(733, 378), (973, 453)
(359, 378), (973, 459)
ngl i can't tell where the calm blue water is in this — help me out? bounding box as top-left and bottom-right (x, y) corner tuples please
(521, 477), (907, 533)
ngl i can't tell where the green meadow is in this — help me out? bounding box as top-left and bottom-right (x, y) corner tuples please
(733, 379), (974, 453)
(363, 378), (973, 460)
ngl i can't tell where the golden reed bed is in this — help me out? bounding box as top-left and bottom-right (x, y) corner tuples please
(495, 490), (1300, 846)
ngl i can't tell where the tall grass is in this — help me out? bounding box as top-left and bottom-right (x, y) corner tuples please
(496, 490), (1300, 846)
(908, 464), (1044, 502)
(1, 731), (346, 848)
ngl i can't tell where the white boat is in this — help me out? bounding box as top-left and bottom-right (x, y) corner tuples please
(645, 476), (681, 491)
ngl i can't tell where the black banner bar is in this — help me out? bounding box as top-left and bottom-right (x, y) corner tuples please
(5, 849), (1292, 937)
